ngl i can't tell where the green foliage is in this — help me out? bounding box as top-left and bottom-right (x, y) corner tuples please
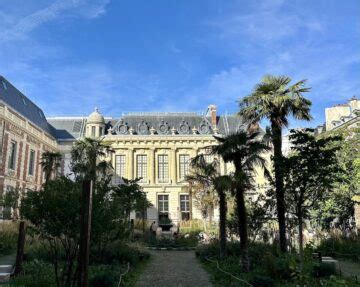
(90, 273), (115, 287)
(316, 127), (360, 229)
(0, 221), (18, 256)
(317, 235), (360, 261)
(11, 260), (56, 287)
(249, 274), (275, 287)
(196, 241), (353, 286)
(40, 151), (62, 183)
(112, 178), (151, 223)
(313, 262), (337, 277)
(144, 231), (199, 248)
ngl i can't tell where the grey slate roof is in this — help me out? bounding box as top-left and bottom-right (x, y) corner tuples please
(47, 117), (87, 140)
(48, 112), (246, 140)
(0, 76), (54, 136)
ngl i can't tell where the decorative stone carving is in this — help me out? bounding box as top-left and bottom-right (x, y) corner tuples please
(116, 119), (129, 135)
(138, 120), (149, 135)
(178, 120), (190, 134)
(107, 126), (113, 135)
(192, 126), (198, 135)
(158, 120), (170, 135)
(150, 127), (156, 135)
(171, 127), (176, 135)
(199, 119), (212, 134)
(129, 127), (134, 135)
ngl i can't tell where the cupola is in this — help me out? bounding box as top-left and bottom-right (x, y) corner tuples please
(85, 107), (105, 138)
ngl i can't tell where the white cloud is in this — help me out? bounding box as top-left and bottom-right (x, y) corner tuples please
(0, 0), (110, 43)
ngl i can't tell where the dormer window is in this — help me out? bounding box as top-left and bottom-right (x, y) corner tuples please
(38, 110), (43, 118)
(22, 97), (27, 106)
(1, 80), (7, 90)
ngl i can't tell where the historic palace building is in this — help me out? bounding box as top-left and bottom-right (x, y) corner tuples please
(0, 75), (268, 223)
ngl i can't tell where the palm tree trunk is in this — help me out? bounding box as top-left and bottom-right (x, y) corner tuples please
(218, 190), (227, 260)
(235, 185), (249, 271)
(297, 206), (304, 274)
(271, 122), (287, 253)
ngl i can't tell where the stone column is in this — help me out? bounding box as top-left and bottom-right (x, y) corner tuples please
(170, 148), (177, 184)
(128, 148), (134, 180)
(149, 148), (155, 184)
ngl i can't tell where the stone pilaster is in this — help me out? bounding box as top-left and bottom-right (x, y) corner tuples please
(127, 148), (134, 180)
(170, 148), (176, 184)
(149, 148), (155, 184)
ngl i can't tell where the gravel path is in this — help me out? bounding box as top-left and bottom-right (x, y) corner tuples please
(136, 250), (212, 287)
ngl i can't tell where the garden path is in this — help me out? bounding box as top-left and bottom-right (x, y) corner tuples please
(136, 250), (212, 287)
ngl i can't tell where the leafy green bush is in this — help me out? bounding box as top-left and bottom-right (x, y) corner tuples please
(249, 274), (275, 287)
(11, 259), (55, 287)
(313, 262), (337, 277)
(90, 241), (149, 266)
(144, 231), (199, 248)
(90, 272), (116, 287)
(0, 221), (18, 256)
(318, 235), (360, 261)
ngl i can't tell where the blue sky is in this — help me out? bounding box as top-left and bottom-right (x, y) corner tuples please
(0, 0), (359, 128)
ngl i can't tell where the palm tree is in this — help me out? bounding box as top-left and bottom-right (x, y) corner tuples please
(40, 151), (62, 183)
(239, 75), (311, 252)
(186, 156), (232, 259)
(212, 131), (270, 270)
(70, 137), (110, 181)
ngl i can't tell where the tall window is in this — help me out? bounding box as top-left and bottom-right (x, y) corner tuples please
(28, 149), (35, 176)
(158, 155), (169, 183)
(91, 126), (96, 137)
(180, 194), (190, 221)
(8, 141), (17, 170)
(137, 155), (147, 182)
(99, 127), (103, 135)
(179, 154), (190, 180)
(115, 155), (126, 179)
(158, 194), (169, 221)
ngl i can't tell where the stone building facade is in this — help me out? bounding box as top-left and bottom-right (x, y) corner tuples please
(49, 107), (268, 224)
(0, 76), (58, 218)
(0, 75), (268, 223)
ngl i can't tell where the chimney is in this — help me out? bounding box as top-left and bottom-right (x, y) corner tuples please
(208, 105), (217, 128)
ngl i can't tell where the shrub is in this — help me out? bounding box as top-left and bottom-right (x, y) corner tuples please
(90, 241), (149, 265)
(318, 235), (360, 261)
(11, 259), (55, 287)
(90, 272), (116, 287)
(249, 274), (275, 287)
(313, 262), (337, 278)
(0, 221), (18, 256)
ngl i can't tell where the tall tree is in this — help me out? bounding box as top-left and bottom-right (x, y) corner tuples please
(239, 75), (311, 252)
(212, 131), (270, 270)
(284, 129), (341, 272)
(40, 151), (62, 183)
(70, 138), (111, 287)
(187, 156), (232, 259)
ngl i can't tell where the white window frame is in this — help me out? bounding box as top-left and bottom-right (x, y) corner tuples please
(158, 154), (169, 183)
(158, 194), (169, 213)
(115, 155), (126, 179)
(136, 154), (147, 182)
(179, 154), (190, 180)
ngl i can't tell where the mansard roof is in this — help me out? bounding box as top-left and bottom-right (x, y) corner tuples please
(47, 117), (87, 140)
(111, 112), (245, 135)
(0, 76), (54, 136)
(48, 112), (246, 140)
